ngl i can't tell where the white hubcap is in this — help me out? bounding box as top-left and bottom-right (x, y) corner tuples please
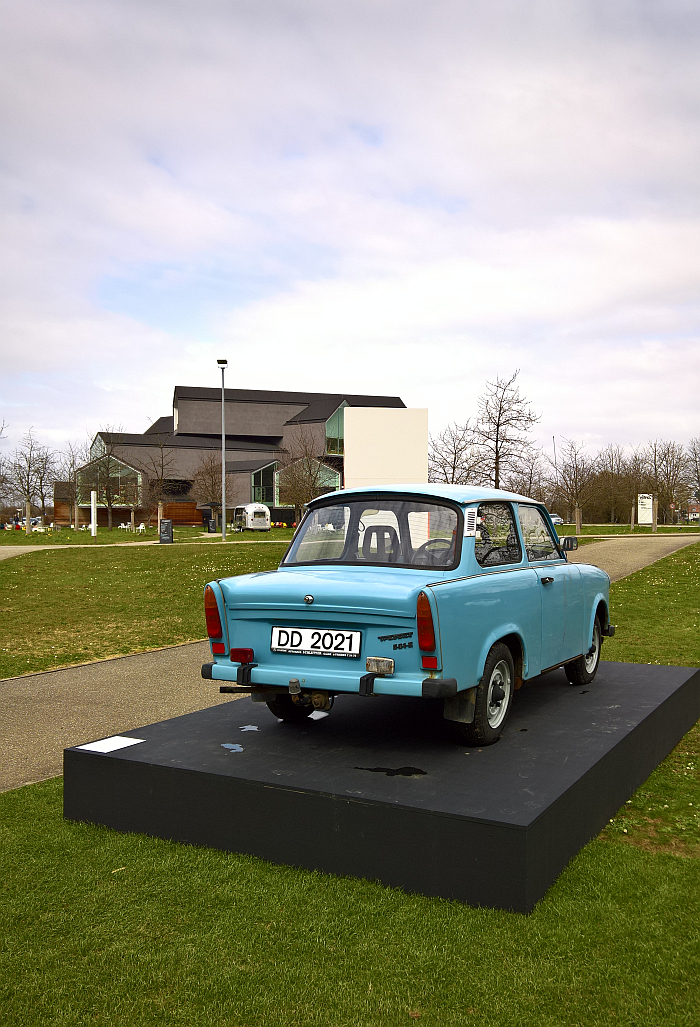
(585, 623), (601, 674)
(486, 660), (511, 729)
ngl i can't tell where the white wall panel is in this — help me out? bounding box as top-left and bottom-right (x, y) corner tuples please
(343, 408), (428, 489)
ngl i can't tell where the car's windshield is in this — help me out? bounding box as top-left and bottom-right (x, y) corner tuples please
(283, 498), (461, 569)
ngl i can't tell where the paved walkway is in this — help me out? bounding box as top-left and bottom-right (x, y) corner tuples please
(568, 534), (700, 581)
(2, 534), (698, 793)
(0, 537), (289, 562)
(0, 641), (238, 792)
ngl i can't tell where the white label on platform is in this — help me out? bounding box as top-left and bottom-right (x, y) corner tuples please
(77, 736), (146, 753)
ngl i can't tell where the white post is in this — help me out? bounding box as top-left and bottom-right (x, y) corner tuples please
(90, 490), (97, 536)
(218, 359), (228, 541)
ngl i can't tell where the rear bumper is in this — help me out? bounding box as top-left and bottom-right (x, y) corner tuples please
(202, 662), (458, 699)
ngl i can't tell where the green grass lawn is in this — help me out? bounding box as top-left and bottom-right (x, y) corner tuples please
(556, 523), (700, 536)
(0, 524), (295, 546)
(1, 775), (699, 1027)
(0, 543), (288, 679)
(1, 542), (699, 1025)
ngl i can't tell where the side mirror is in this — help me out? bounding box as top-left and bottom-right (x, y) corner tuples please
(559, 536), (578, 552)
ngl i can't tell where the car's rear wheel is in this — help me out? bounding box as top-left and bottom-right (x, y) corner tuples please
(565, 617), (602, 686)
(266, 694), (314, 722)
(462, 642), (514, 746)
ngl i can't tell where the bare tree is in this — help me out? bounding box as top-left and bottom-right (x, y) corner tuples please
(277, 425), (338, 522)
(57, 440), (90, 528)
(7, 429), (43, 531)
(428, 421), (484, 484)
(621, 447), (649, 530)
(473, 371), (540, 489)
(550, 438), (598, 533)
(687, 437), (700, 504)
(81, 427), (131, 530)
(133, 438), (178, 528)
(595, 443), (627, 524)
(501, 447), (550, 504)
(645, 440), (689, 524)
(191, 451), (234, 528)
(34, 444), (58, 525)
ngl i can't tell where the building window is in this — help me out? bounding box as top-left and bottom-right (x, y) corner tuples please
(325, 402), (347, 455)
(251, 463), (277, 504)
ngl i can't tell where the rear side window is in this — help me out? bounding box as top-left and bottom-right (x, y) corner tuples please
(475, 503), (522, 567)
(518, 506), (560, 562)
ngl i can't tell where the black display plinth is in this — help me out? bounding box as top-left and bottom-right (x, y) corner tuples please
(64, 662), (699, 912)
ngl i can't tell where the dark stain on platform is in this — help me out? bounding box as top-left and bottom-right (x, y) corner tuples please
(356, 766), (428, 778)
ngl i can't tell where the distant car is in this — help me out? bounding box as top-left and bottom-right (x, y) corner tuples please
(202, 485), (614, 745)
(550, 514), (564, 524)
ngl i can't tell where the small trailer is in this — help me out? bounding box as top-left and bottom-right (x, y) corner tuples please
(232, 503), (271, 532)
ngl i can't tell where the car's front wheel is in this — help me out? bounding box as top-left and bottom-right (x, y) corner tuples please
(462, 642), (515, 746)
(266, 694), (314, 722)
(565, 617), (602, 686)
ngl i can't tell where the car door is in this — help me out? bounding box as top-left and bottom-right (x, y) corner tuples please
(516, 505), (583, 670)
(459, 499), (537, 681)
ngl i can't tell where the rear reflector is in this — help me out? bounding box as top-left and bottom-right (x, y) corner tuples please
(211, 642), (226, 655)
(204, 585), (223, 639)
(416, 591), (436, 651)
(421, 655), (438, 670)
(230, 648), (255, 664)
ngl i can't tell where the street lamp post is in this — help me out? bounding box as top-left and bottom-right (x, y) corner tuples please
(218, 359), (228, 541)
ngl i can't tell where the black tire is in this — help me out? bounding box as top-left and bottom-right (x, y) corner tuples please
(565, 617), (602, 686)
(266, 694), (314, 722)
(462, 642), (515, 746)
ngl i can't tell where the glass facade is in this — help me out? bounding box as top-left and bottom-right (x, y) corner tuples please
(251, 463), (276, 504)
(77, 457), (142, 506)
(325, 402), (347, 455)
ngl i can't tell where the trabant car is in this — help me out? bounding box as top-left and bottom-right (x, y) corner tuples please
(202, 485), (614, 744)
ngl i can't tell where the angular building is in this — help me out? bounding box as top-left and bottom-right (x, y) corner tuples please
(56, 387), (405, 526)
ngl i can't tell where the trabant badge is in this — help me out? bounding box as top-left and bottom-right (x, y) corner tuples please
(304, 594), (314, 604)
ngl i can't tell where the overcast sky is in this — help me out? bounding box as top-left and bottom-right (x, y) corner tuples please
(1, 0), (699, 458)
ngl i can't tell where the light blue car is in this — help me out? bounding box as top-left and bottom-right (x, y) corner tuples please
(202, 485), (614, 745)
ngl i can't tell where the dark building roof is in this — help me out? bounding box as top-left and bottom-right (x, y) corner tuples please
(98, 431), (282, 454)
(145, 416), (174, 434)
(225, 457), (278, 473)
(173, 387), (405, 424)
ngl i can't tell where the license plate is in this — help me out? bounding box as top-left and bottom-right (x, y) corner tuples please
(271, 626), (361, 658)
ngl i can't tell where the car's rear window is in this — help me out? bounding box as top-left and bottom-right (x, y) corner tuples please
(283, 498), (461, 569)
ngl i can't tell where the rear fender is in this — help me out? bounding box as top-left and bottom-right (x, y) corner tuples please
(476, 625), (528, 684)
(588, 593), (609, 645)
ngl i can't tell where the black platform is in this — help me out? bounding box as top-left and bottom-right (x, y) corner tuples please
(64, 662), (699, 913)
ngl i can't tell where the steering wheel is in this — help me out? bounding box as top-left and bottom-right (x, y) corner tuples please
(412, 538), (453, 566)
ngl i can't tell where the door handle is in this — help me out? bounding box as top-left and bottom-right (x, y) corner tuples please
(541, 576), (554, 585)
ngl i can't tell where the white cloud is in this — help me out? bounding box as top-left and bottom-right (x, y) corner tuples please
(0, 0), (699, 454)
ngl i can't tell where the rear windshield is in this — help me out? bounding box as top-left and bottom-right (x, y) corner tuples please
(283, 498), (461, 569)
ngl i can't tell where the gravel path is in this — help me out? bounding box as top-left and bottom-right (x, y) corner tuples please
(2, 533), (699, 792)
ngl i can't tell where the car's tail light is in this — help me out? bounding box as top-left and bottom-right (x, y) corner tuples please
(230, 648), (254, 664)
(416, 591), (436, 651)
(211, 642), (226, 655)
(421, 655), (438, 670)
(204, 585), (223, 639)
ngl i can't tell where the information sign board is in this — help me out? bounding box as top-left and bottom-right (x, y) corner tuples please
(637, 494), (653, 525)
